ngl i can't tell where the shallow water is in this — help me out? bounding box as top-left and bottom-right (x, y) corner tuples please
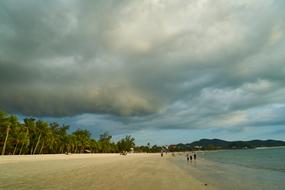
(172, 147), (285, 190)
(202, 147), (285, 172)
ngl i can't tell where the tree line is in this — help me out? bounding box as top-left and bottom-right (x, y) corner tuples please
(0, 111), (143, 155)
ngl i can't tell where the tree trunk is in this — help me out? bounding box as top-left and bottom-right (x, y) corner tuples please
(30, 146), (34, 155)
(39, 140), (45, 154)
(33, 133), (41, 155)
(71, 146), (74, 153)
(1, 125), (10, 155)
(19, 142), (25, 155)
(13, 141), (19, 155)
(19, 128), (29, 155)
(60, 145), (64, 154)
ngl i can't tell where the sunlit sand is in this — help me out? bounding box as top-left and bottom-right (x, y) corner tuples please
(0, 153), (211, 190)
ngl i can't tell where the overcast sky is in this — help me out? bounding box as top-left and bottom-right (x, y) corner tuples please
(1, 0), (285, 145)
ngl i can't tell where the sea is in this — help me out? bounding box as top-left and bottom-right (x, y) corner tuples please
(173, 147), (285, 190)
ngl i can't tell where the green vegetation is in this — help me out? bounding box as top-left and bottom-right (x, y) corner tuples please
(117, 135), (135, 152)
(3, 110), (282, 155)
(0, 111), (167, 155)
(0, 111), (142, 155)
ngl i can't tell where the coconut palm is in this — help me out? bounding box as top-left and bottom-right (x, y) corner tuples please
(23, 118), (36, 154)
(99, 132), (113, 153)
(0, 111), (146, 155)
(72, 129), (91, 153)
(11, 122), (24, 155)
(0, 111), (11, 155)
(32, 120), (49, 154)
(18, 124), (29, 155)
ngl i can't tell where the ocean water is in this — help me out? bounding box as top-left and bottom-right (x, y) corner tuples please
(173, 147), (285, 190)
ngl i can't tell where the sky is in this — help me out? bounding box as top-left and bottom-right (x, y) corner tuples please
(1, 0), (285, 145)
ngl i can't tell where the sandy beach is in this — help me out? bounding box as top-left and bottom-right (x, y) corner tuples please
(0, 153), (212, 190)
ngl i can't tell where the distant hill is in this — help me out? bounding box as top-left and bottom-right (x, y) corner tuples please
(190, 139), (285, 149)
(168, 139), (285, 151)
(190, 139), (230, 148)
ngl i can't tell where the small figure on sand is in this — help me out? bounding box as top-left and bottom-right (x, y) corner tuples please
(120, 151), (127, 156)
(194, 153), (196, 160)
(186, 154), (190, 162)
(161, 150), (163, 157)
(190, 155), (193, 161)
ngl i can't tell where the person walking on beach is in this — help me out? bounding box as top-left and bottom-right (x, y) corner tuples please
(194, 153), (197, 160)
(190, 155), (193, 161)
(186, 154), (189, 162)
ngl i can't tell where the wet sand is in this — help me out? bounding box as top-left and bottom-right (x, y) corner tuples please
(0, 153), (212, 190)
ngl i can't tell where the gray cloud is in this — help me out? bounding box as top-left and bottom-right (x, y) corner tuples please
(1, 0), (285, 133)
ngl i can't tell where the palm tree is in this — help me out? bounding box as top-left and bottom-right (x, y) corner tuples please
(0, 111), (11, 155)
(19, 125), (29, 155)
(99, 132), (112, 153)
(39, 126), (53, 154)
(23, 118), (36, 154)
(33, 120), (49, 154)
(11, 122), (23, 155)
(90, 139), (99, 153)
(72, 129), (91, 153)
(57, 124), (70, 154)
(0, 111), (142, 155)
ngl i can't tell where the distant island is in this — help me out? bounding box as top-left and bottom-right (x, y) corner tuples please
(168, 139), (285, 151)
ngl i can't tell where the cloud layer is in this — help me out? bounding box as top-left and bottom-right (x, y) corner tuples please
(1, 0), (285, 134)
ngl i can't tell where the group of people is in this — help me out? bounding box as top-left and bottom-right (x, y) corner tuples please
(160, 151), (197, 162)
(186, 153), (197, 162)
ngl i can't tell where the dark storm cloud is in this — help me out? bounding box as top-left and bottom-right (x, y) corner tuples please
(1, 0), (285, 132)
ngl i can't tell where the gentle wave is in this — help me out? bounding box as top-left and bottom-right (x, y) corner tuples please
(173, 148), (285, 190)
(202, 147), (285, 172)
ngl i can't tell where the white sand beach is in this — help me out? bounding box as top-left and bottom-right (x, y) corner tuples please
(0, 153), (213, 190)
